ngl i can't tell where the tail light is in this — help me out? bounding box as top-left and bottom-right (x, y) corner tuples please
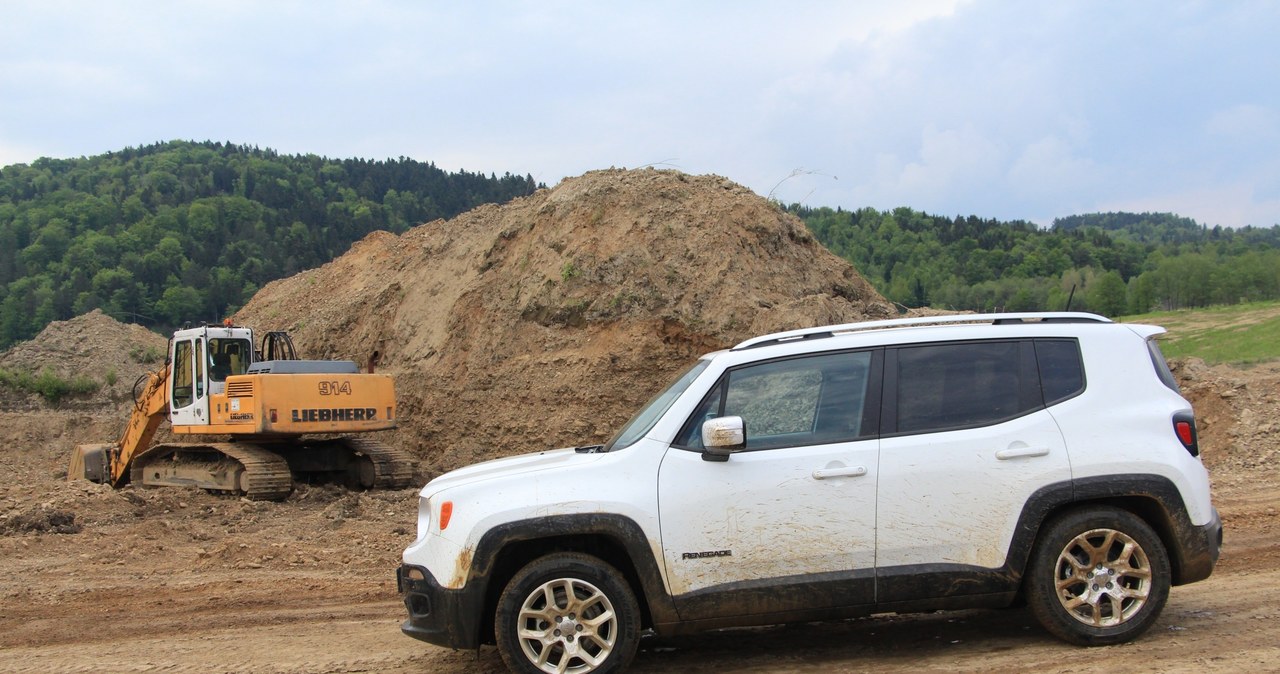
(1173, 411), (1199, 457)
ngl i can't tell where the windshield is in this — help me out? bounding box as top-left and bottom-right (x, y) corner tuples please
(604, 359), (711, 452)
(208, 338), (253, 382)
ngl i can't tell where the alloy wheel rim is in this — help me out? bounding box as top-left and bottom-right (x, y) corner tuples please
(1053, 527), (1152, 627)
(517, 577), (618, 674)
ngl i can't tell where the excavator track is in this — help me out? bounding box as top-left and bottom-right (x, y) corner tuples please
(130, 442), (294, 501)
(212, 443), (295, 500)
(124, 437), (413, 499)
(336, 436), (416, 489)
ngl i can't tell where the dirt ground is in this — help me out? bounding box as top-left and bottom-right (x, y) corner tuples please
(0, 357), (1275, 674)
(1, 170), (1277, 672)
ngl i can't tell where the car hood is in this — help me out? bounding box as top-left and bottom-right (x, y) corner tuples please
(420, 446), (598, 495)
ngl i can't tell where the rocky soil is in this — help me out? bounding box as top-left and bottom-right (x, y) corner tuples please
(0, 169), (1275, 673)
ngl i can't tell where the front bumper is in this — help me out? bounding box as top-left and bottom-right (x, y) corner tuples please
(397, 563), (487, 650)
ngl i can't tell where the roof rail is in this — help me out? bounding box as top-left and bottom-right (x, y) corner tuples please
(732, 312), (1111, 351)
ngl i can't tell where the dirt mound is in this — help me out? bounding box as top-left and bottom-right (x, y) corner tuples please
(0, 309), (167, 410)
(234, 168), (895, 475)
(1172, 358), (1280, 488)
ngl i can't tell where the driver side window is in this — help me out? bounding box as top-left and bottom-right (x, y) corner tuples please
(675, 351), (875, 451)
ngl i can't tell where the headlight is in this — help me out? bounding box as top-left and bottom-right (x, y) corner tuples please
(416, 495), (433, 539)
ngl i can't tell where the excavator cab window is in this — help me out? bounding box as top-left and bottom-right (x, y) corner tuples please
(172, 340), (194, 408)
(194, 339), (205, 398)
(208, 338), (252, 382)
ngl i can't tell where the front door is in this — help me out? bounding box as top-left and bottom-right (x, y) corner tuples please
(657, 350), (881, 620)
(169, 335), (210, 426)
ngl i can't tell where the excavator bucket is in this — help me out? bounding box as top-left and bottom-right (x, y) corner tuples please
(68, 443), (113, 483)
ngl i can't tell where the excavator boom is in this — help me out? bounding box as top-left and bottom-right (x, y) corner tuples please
(67, 365), (169, 486)
(112, 365), (170, 485)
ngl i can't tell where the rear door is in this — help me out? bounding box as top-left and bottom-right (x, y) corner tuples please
(875, 339), (1071, 602)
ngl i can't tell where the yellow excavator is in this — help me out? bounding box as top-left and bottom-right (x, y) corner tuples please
(68, 323), (414, 500)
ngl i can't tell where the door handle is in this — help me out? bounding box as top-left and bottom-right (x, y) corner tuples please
(812, 465), (868, 480)
(995, 446), (1051, 460)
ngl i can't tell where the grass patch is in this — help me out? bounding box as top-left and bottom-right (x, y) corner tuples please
(0, 367), (102, 403)
(560, 261), (580, 282)
(1123, 300), (1280, 365)
(128, 344), (164, 363)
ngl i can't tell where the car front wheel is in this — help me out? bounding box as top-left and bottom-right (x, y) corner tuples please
(495, 552), (640, 674)
(1026, 506), (1171, 646)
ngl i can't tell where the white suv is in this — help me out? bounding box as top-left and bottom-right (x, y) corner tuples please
(398, 312), (1221, 673)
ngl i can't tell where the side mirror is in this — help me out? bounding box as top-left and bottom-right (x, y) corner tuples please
(701, 416), (745, 462)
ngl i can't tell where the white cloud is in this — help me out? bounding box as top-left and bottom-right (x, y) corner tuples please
(848, 125), (1005, 211)
(1008, 134), (1101, 201)
(1206, 104), (1280, 141)
(1100, 183), (1280, 229)
(0, 1), (1277, 229)
(0, 140), (45, 169)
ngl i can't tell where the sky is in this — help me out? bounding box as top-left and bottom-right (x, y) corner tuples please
(1, 1), (1277, 228)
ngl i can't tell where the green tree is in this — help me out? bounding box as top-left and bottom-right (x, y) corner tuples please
(1087, 270), (1127, 317)
(793, 204), (1279, 316)
(154, 285), (203, 325)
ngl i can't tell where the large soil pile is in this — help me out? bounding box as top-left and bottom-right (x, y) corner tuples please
(0, 309), (168, 411)
(234, 168), (894, 475)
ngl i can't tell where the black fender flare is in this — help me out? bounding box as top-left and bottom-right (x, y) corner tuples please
(1005, 474), (1215, 586)
(466, 513), (679, 634)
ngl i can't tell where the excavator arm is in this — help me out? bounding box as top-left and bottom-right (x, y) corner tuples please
(68, 364), (170, 486)
(108, 365), (171, 486)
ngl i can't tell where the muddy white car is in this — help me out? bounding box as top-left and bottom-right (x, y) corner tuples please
(398, 312), (1222, 673)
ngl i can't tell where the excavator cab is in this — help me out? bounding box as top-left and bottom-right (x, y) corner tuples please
(169, 326), (255, 426)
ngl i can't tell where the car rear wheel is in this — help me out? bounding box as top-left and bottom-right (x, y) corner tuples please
(1026, 506), (1171, 645)
(495, 552), (640, 674)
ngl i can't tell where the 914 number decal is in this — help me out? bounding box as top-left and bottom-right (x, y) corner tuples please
(318, 381), (352, 395)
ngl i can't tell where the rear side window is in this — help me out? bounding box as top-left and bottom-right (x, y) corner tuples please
(1147, 338), (1181, 393)
(895, 341), (1029, 434)
(1034, 339), (1085, 405)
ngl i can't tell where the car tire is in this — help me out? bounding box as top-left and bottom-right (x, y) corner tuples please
(495, 552), (641, 674)
(1026, 506), (1171, 646)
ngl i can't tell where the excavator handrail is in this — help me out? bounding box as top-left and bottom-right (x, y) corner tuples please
(131, 372), (151, 412)
(260, 331), (298, 361)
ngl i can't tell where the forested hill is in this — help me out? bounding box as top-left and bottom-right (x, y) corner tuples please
(0, 141), (540, 347)
(795, 206), (1280, 316)
(1052, 212), (1207, 246)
